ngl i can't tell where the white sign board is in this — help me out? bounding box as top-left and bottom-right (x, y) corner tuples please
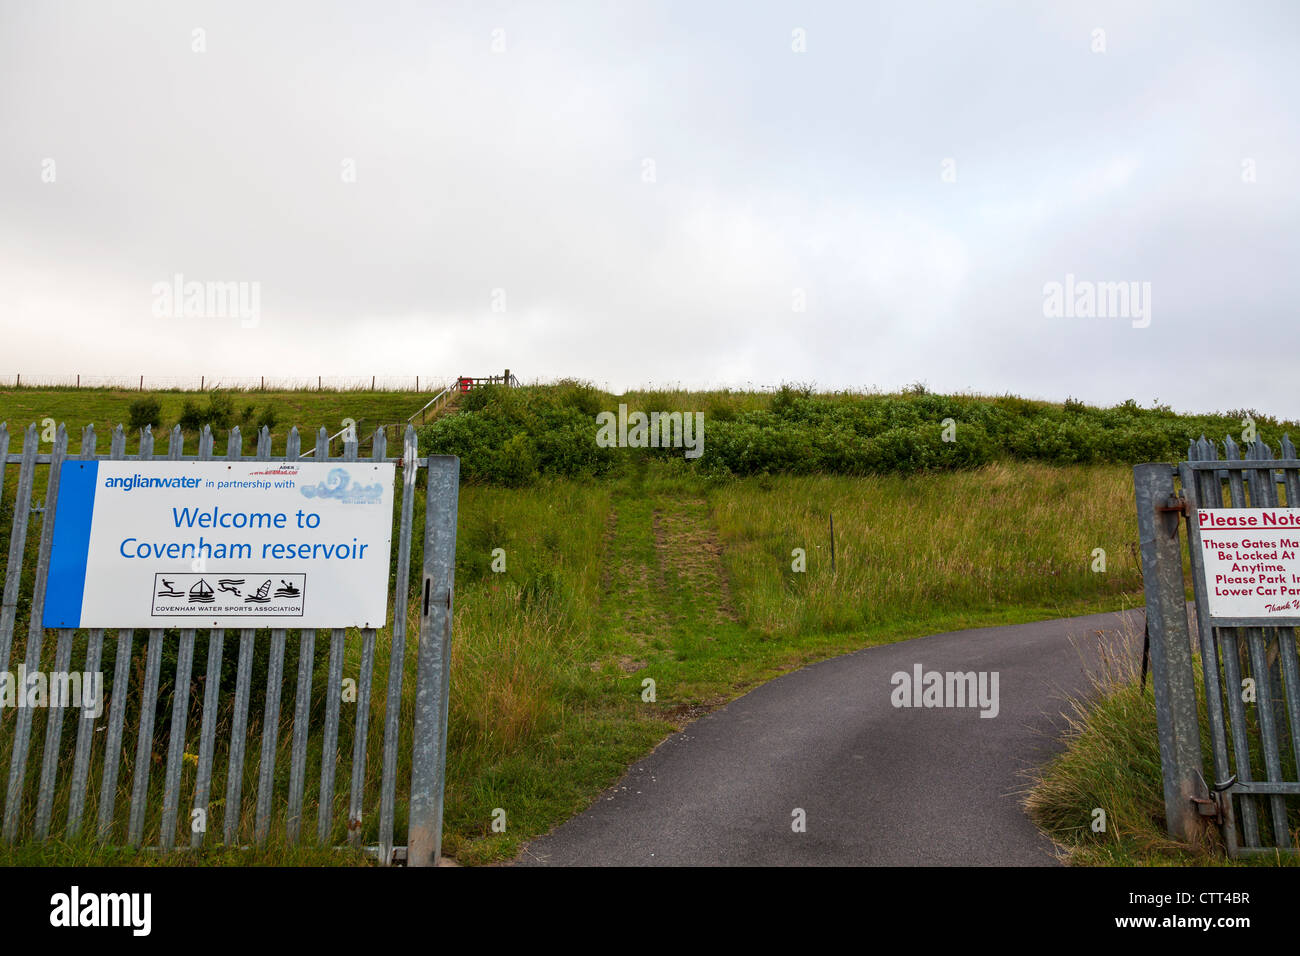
(1196, 508), (1300, 621)
(45, 460), (395, 628)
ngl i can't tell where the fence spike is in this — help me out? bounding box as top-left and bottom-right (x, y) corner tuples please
(4, 426), (69, 841)
(0, 425), (40, 678)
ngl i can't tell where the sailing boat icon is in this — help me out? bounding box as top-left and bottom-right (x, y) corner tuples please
(188, 578), (215, 604)
(244, 580), (272, 604)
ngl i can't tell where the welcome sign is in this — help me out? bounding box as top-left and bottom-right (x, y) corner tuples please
(45, 460), (395, 628)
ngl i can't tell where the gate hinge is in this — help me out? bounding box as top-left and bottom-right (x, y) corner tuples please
(1156, 494), (1189, 538)
(1156, 494), (1189, 517)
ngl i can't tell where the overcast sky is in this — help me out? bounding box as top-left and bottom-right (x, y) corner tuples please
(1, 1), (1297, 415)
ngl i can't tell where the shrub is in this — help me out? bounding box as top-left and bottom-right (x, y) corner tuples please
(494, 432), (539, 487)
(176, 390), (239, 433)
(177, 400), (206, 433)
(127, 396), (163, 433)
(205, 390), (236, 429)
(418, 383), (1300, 485)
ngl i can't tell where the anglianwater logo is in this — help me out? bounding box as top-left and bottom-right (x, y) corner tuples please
(104, 475), (203, 491)
(49, 886), (151, 936)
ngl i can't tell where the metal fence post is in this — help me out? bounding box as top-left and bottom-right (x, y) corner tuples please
(407, 455), (459, 867)
(1134, 462), (1205, 842)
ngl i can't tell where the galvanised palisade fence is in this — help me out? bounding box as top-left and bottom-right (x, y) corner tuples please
(1136, 435), (1300, 857)
(0, 421), (458, 865)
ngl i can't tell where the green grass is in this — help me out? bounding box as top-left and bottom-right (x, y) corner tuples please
(1024, 620), (1300, 866)
(711, 463), (1142, 638)
(0, 386), (440, 457)
(0, 383), (1244, 866)
(436, 462), (1150, 864)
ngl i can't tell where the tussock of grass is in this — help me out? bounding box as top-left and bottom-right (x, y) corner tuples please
(1024, 619), (1298, 866)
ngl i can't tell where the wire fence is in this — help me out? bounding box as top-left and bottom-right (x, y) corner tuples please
(1, 374), (457, 393)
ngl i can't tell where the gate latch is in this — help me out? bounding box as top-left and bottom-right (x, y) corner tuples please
(1191, 771), (1236, 825)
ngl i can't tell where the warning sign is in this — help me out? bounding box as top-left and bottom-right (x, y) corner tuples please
(1196, 508), (1300, 621)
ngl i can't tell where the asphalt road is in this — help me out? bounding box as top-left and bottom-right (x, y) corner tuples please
(518, 609), (1143, 866)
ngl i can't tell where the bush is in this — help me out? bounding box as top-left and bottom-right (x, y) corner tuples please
(127, 396), (163, 433)
(177, 399), (206, 433)
(494, 432), (539, 487)
(418, 383), (1300, 485)
(176, 390), (239, 433)
(205, 390), (236, 429)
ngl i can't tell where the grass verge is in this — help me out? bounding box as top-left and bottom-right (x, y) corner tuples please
(1024, 619), (1299, 866)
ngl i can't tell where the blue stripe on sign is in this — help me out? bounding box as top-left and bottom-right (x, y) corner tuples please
(43, 460), (99, 628)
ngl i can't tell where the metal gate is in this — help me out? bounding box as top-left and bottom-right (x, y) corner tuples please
(1136, 436), (1300, 857)
(0, 421), (458, 865)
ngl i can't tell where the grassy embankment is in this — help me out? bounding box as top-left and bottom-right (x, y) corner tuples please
(0, 383), (1293, 864)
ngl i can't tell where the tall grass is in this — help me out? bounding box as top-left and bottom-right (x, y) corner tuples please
(712, 463), (1141, 638)
(1024, 616), (1300, 866)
